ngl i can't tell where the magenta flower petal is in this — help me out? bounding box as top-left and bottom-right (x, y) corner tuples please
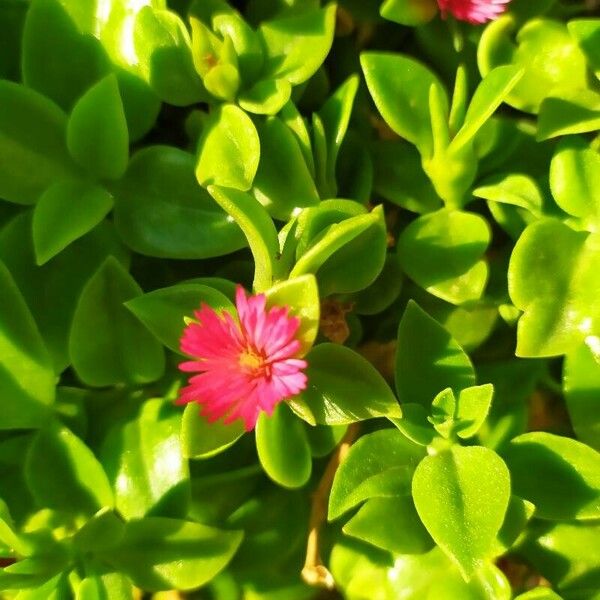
(437, 0), (511, 23)
(177, 285), (308, 431)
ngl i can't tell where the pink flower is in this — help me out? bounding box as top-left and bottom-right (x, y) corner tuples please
(437, 0), (511, 24)
(177, 286), (308, 431)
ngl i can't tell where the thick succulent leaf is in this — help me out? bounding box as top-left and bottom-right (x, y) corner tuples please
(564, 344), (600, 451)
(0, 80), (76, 205)
(380, 0), (437, 26)
(69, 257), (165, 387)
(0, 260), (55, 430)
(549, 136), (600, 230)
(290, 344), (401, 426)
(396, 301), (476, 407)
(478, 17), (589, 114)
(114, 146), (246, 259)
(196, 104), (260, 192)
(32, 180), (113, 265)
(255, 402), (312, 489)
(509, 219), (600, 359)
(502, 431), (600, 520)
(66, 74), (129, 181)
(397, 209), (491, 305)
(361, 52), (448, 156)
(25, 422), (113, 517)
(264, 275), (320, 355)
(412, 445), (510, 579)
(208, 185), (280, 293)
(343, 496), (434, 555)
(252, 116), (319, 220)
(125, 283), (234, 354)
(329, 429), (425, 520)
(182, 405), (245, 459)
(102, 517), (243, 592)
(100, 399), (190, 520)
(258, 4), (336, 85)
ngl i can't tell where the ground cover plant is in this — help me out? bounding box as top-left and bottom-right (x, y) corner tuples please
(0, 0), (599, 598)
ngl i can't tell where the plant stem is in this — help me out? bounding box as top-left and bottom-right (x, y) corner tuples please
(301, 423), (360, 589)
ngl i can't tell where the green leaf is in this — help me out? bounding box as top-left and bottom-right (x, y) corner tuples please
(397, 209), (491, 305)
(537, 89), (600, 140)
(100, 399), (190, 520)
(329, 429), (425, 520)
(372, 140), (442, 214)
(390, 404), (436, 447)
(0, 1), (27, 82)
(196, 104), (260, 192)
(182, 405), (245, 459)
(412, 445), (510, 579)
(454, 384), (494, 440)
(265, 275), (320, 355)
(494, 495), (536, 555)
(0, 213), (129, 373)
(290, 344), (401, 426)
(210, 9), (264, 84)
(451, 66), (523, 152)
(225, 485), (309, 573)
(474, 173), (543, 216)
(395, 301), (476, 407)
(253, 117), (320, 220)
(258, 4), (336, 85)
(332, 543), (510, 600)
(0, 260), (55, 430)
(549, 136), (600, 229)
(69, 257), (165, 387)
(502, 431), (600, 521)
(361, 52), (447, 156)
(343, 496), (434, 555)
(317, 75), (360, 196)
(564, 344), (600, 452)
(509, 219), (600, 359)
(519, 520), (600, 596)
(306, 423), (347, 458)
(208, 185), (280, 292)
(380, 0), (437, 25)
(238, 78), (291, 115)
(353, 255), (404, 316)
(256, 402), (312, 489)
(73, 508), (125, 553)
(291, 206), (387, 296)
(134, 7), (206, 106)
(32, 180), (113, 265)
(125, 283), (234, 354)
(67, 75), (128, 181)
(478, 17), (589, 114)
(102, 517), (243, 592)
(114, 145), (245, 259)
(514, 589), (563, 600)
(0, 80), (76, 205)
(25, 422), (113, 517)
(22, 0), (161, 141)
(568, 19), (600, 76)
(21, 0), (109, 114)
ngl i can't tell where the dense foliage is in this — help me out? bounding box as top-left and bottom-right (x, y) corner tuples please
(0, 0), (599, 598)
